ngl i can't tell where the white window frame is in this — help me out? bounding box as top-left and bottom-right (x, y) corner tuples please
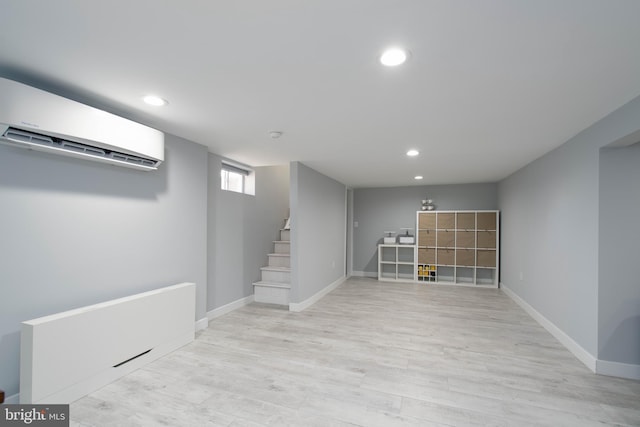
(221, 161), (255, 195)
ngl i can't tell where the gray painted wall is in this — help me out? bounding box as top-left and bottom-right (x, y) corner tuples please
(0, 134), (208, 398)
(498, 94), (640, 360)
(346, 189), (354, 276)
(498, 139), (600, 355)
(290, 162), (346, 303)
(598, 143), (640, 365)
(207, 154), (289, 310)
(352, 184), (498, 274)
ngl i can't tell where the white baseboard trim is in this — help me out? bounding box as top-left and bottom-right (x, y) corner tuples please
(289, 276), (346, 312)
(5, 392), (20, 404)
(351, 270), (377, 278)
(596, 359), (640, 380)
(207, 295), (254, 321)
(195, 317), (209, 332)
(501, 283), (597, 373)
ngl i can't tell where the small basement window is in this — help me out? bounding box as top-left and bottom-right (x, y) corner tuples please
(221, 161), (255, 195)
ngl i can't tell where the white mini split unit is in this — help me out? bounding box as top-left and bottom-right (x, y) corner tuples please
(0, 77), (164, 171)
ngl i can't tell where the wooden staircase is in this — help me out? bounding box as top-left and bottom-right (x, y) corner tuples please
(253, 224), (290, 305)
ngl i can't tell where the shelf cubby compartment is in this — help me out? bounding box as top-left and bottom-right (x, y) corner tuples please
(477, 249), (496, 268)
(418, 248), (435, 264)
(418, 212), (436, 229)
(437, 213), (455, 229)
(456, 231), (475, 248)
(436, 248), (455, 266)
(398, 264), (415, 280)
(477, 230), (496, 249)
(380, 263), (397, 279)
(381, 246), (396, 263)
(437, 266), (455, 283)
(418, 229), (436, 246)
(417, 264), (437, 282)
(476, 268), (496, 286)
(437, 230), (455, 247)
(477, 212), (497, 230)
(456, 267), (475, 284)
(455, 249), (475, 267)
(456, 212), (476, 230)
(398, 246), (415, 263)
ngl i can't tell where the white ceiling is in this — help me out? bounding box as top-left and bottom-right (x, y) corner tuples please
(2, 0), (640, 188)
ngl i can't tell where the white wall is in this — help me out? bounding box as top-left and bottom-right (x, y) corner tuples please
(0, 134), (208, 399)
(290, 162), (346, 303)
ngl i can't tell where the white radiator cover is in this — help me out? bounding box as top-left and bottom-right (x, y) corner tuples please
(20, 282), (195, 404)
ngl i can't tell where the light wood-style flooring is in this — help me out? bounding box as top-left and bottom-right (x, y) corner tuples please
(71, 278), (640, 426)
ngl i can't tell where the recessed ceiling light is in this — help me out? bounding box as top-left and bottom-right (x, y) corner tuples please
(406, 149), (419, 157)
(415, 175), (423, 180)
(143, 95), (168, 106)
(380, 48), (409, 66)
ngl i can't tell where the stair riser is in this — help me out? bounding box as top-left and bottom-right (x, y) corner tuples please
(268, 255), (290, 268)
(274, 242), (290, 254)
(254, 285), (289, 305)
(280, 229), (290, 241)
(261, 270), (290, 284)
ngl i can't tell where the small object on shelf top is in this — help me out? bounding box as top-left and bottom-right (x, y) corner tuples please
(383, 231), (396, 244)
(421, 198), (435, 211)
(399, 228), (415, 244)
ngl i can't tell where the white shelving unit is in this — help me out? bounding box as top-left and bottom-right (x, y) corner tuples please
(377, 244), (417, 282)
(416, 210), (499, 288)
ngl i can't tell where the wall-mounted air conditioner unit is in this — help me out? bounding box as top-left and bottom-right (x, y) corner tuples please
(0, 77), (164, 171)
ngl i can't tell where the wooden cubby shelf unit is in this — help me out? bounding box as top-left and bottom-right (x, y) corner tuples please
(416, 210), (499, 288)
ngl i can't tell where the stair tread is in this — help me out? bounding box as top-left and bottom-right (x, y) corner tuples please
(260, 266), (291, 272)
(253, 281), (291, 289)
(268, 253), (291, 257)
(273, 240), (290, 243)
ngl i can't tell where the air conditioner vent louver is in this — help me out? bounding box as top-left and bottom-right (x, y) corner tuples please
(5, 128), (55, 146)
(109, 152), (157, 167)
(60, 140), (106, 156)
(1, 127), (161, 170)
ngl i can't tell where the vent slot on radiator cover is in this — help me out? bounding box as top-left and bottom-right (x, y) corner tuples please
(113, 349), (153, 368)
